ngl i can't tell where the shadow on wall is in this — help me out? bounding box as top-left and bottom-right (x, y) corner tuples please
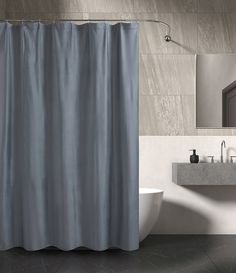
(154, 200), (211, 234)
(226, 147), (236, 162)
(186, 186), (236, 202)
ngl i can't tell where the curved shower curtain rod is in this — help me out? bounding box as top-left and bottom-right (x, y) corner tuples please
(0, 19), (172, 42)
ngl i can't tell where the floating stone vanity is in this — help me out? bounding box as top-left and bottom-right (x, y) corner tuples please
(172, 163), (236, 185)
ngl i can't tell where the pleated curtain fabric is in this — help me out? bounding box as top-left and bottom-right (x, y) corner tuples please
(0, 22), (139, 251)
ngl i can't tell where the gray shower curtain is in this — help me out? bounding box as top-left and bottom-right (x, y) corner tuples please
(0, 22), (139, 251)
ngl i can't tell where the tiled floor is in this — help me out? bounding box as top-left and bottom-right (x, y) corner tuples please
(0, 235), (236, 273)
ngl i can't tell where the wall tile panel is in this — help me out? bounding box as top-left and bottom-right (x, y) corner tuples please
(140, 95), (196, 135)
(6, 0), (134, 13)
(198, 0), (236, 13)
(198, 13), (233, 53)
(140, 54), (195, 95)
(134, 0), (197, 13)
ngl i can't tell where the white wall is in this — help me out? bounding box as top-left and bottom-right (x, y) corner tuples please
(140, 136), (236, 234)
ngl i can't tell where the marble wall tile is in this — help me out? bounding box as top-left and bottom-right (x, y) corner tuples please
(140, 95), (180, 135)
(0, 0), (5, 12)
(197, 13), (232, 53)
(198, 0), (236, 13)
(4, 12), (88, 20)
(85, 12), (135, 20)
(5, 0), (22, 13)
(0, 0), (6, 19)
(140, 13), (197, 54)
(181, 95), (196, 135)
(5, 0), (197, 13)
(61, 0), (134, 13)
(133, 0), (156, 13)
(140, 95), (196, 135)
(91, 0), (133, 13)
(133, 0), (197, 13)
(18, 0), (95, 13)
(6, 0), (52, 13)
(5, 0), (133, 13)
(53, 0), (92, 13)
(223, 14), (236, 54)
(140, 54), (195, 95)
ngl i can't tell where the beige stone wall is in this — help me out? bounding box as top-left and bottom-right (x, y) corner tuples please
(1, 0), (236, 135)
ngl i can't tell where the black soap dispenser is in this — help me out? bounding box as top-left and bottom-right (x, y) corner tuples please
(189, 149), (199, 163)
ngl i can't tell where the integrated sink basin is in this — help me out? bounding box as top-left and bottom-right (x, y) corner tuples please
(172, 163), (236, 186)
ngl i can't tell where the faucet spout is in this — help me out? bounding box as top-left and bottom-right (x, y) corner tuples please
(220, 140), (226, 163)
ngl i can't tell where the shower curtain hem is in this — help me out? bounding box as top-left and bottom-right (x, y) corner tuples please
(0, 243), (139, 251)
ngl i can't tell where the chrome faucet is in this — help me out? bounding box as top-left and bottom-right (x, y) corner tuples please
(220, 140), (226, 163)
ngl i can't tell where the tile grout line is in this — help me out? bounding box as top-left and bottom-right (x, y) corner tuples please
(203, 251), (223, 273)
(192, 236), (222, 273)
(194, 236), (223, 273)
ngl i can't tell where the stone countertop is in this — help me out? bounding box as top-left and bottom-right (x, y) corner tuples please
(172, 163), (236, 185)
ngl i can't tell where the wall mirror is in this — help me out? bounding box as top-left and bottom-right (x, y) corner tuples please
(196, 54), (236, 128)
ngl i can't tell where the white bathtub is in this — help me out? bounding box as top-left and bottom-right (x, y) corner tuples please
(139, 188), (164, 241)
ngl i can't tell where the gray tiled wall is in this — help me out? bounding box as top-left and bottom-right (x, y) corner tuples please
(1, 0), (236, 135)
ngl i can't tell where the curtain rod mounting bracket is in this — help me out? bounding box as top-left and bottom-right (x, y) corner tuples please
(164, 35), (171, 42)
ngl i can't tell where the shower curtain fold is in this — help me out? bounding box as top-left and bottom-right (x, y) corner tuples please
(0, 22), (139, 251)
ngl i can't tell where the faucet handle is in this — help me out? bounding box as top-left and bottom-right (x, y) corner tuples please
(207, 156), (214, 163)
(230, 156), (236, 163)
